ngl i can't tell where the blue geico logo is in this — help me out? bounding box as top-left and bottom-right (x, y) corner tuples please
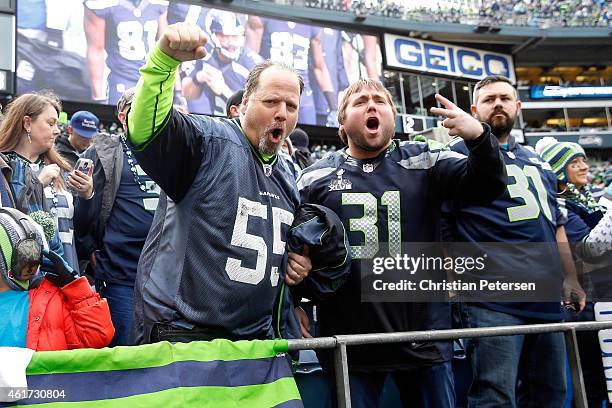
(384, 34), (515, 82)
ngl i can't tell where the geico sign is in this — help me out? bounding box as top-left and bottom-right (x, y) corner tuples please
(384, 33), (515, 82)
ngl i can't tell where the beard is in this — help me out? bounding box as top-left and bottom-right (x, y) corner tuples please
(347, 126), (394, 153)
(257, 127), (287, 156)
(258, 135), (284, 156)
(487, 111), (515, 138)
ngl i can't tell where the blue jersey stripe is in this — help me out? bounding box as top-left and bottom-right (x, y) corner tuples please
(15, 357), (292, 404)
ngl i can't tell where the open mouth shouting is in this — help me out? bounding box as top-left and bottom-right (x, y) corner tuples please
(268, 128), (283, 143)
(267, 126), (284, 144)
(366, 116), (380, 134)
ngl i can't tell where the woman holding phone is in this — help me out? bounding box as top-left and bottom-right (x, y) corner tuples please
(0, 91), (93, 272)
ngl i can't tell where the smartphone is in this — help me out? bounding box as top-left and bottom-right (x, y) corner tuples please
(74, 158), (93, 176)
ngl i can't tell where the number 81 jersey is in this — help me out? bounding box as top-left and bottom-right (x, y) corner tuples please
(85, 0), (168, 85)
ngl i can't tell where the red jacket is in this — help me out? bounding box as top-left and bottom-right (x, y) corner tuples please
(27, 277), (115, 351)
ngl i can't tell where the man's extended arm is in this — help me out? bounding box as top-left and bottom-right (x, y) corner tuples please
(127, 23), (209, 202)
(557, 225), (586, 313)
(430, 95), (506, 204)
(84, 8), (106, 102)
(245, 16), (264, 54)
(127, 46), (178, 148)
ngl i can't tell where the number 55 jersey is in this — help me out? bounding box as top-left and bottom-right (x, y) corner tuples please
(131, 113), (300, 343)
(128, 48), (300, 343)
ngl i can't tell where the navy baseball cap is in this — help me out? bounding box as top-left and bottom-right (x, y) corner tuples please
(70, 111), (99, 139)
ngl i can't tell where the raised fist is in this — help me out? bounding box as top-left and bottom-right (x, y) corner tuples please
(158, 23), (208, 62)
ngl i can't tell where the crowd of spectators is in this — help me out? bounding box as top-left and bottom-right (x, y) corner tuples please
(0, 82), (610, 406)
(309, 143), (338, 160)
(475, 0), (610, 28)
(589, 160), (612, 189)
(303, 0), (611, 28)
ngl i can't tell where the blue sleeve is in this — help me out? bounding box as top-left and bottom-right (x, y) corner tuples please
(41, 232), (66, 274)
(131, 110), (208, 203)
(564, 207), (591, 243)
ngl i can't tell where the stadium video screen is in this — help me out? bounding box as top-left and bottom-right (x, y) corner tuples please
(15, 0), (382, 127)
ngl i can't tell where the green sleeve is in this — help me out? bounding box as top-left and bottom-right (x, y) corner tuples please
(127, 46), (181, 149)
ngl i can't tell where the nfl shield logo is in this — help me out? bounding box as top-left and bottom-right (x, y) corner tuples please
(263, 164), (273, 177)
(363, 163), (374, 173)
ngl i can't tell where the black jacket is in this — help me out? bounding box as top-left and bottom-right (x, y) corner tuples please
(275, 203), (352, 341)
(0, 153), (16, 208)
(55, 134), (79, 169)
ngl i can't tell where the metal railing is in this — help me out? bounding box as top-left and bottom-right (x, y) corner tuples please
(287, 320), (612, 408)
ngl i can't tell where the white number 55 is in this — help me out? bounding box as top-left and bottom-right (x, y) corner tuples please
(225, 197), (294, 285)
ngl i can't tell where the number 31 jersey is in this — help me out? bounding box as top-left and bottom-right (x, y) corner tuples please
(444, 135), (562, 243)
(442, 135), (565, 320)
(298, 140), (481, 371)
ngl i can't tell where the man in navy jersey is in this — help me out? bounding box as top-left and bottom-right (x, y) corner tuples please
(74, 88), (160, 346)
(298, 78), (506, 407)
(127, 23), (312, 344)
(84, 0), (168, 105)
(443, 75), (585, 407)
(181, 9), (262, 116)
(246, 16), (335, 126)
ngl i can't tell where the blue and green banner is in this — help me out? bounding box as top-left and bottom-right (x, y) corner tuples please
(2, 339), (302, 407)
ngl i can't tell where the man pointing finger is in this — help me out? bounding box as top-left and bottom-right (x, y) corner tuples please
(430, 93), (485, 139)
